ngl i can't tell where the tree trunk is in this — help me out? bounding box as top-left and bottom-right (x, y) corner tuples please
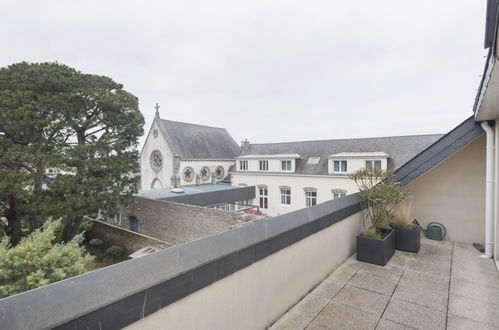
(27, 164), (44, 231)
(5, 195), (23, 246)
(61, 214), (84, 242)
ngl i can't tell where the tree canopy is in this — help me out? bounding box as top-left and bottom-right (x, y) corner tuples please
(0, 218), (94, 298)
(0, 62), (144, 244)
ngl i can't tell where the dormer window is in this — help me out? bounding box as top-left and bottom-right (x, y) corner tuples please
(281, 160), (292, 171)
(366, 160), (382, 169)
(240, 161), (248, 170)
(333, 160), (347, 173)
(259, 160), (268, 171)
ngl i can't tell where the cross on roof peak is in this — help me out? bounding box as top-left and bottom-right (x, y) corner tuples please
(155, 102), (160, 118)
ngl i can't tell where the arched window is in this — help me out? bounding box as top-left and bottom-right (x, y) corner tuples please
(151, 178), (163, 189)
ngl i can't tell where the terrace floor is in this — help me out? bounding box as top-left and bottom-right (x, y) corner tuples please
(270, 238), (499, 330)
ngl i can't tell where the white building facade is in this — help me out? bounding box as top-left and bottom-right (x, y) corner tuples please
(231, 136), (442, 216)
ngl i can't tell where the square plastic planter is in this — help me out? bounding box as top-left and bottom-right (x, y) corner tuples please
(356, 229), (395, 266)
(395, 226), (420, 253)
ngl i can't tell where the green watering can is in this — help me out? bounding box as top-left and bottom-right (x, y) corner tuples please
(413, 220), (446, 241)
(421, 221), (446, 241)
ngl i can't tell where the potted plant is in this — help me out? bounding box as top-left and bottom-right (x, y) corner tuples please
(390, 199), (420, 253)
(351, 168), (408, 266)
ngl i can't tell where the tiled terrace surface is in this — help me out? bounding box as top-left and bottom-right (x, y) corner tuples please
(270, 238), (499, 330)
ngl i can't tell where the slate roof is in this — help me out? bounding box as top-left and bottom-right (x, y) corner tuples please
(239, 134), (444, 175)
(160, 119), (241, 160)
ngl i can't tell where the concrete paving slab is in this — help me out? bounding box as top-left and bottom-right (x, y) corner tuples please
(348, 270), (399, 296)
(386, 252), (413, 268)
(310, 280), (343, 300)
(450, 279), (499, 306)
(269, 312), (310, 330)
(333, 285), (390, 317)
(288, 293), (331, 322)
(383, 298), (446, 330)
(406, 258), (450, 278)
(446, 314), (497, 330)
(376, 318), (416, 330)
(412, 252), (451, 267)
(360, 262), (404, 281)
(393, 269), (449, 312)
(452, 253), (498, 275)
(449, 294), (499, 327)
(451, 267), (499, 289)
(311, 301), (379, 330)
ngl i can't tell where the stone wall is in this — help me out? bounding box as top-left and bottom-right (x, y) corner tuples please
(89, 219), (172, 255)
(116, 196), (263, 245)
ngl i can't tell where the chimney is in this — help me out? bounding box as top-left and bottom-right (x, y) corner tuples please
(241, 138), (250, 150)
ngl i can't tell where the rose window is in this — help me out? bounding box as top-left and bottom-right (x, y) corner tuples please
(215, 166), (225, 180)
(150, 151), (163, 171)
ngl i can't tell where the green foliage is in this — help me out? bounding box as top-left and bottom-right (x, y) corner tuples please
(351, 168), (409, 235)
(361, 227), (382, 239)
(0, 62), (144, 244)
(0, 219), (93, 298)
(89, 238), (103, 246)
(105, 245), (123, 259)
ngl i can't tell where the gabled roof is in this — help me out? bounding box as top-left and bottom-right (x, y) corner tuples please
(160, 119), (241, 160)
(239, 134), (443, 175)
(395, 116), (484, 186)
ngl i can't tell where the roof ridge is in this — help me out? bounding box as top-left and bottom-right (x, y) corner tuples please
(161, 119), (226, 130)
(247, 133), (445, 146)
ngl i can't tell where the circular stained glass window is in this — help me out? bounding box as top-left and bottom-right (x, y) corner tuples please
(215, 166), (225, 180)
(200, 166), (211, 181)
(183, 167), (194, 182)
(150, 150), (163, 171)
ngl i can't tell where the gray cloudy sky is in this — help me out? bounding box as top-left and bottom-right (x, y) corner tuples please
(1, 0), (488, 148)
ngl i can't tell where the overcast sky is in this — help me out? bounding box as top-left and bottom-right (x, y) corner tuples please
(1, 0), (488, 148)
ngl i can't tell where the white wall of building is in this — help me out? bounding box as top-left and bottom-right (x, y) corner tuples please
(231, 173), (359, 216)
(327, 158), (388, 175)
(140, 119), (174, 190)
(237, 159), (296, 173)
(179, 160), (235, 186)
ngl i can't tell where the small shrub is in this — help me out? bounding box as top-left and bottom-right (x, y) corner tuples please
(89, 238), (103, 247)
(0, 219), (94, 298)
(362, 228), (381, 239)
(391, 199), (414, 228)
(105, 245), (123, 259)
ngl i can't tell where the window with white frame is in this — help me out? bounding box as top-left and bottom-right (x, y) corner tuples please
(366, 160), (382, 169)
(280, 188), (291, 205)
(305, 191), (317, 207)
(332, 190), (347, 199)
(259, 160), (268, 171)
(240, 160), (248, 170)
(281, 160), (292, 171)
(333, 160), (347, 173)
(259, 187), (268, 209)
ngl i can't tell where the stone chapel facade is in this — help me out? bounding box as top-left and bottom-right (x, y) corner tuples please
(139, 107), (241, 190)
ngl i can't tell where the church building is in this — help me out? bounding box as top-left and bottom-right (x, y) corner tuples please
(139, 104), (241, 190)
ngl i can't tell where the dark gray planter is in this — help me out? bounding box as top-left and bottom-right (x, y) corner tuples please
(395, 225), (420, 253)
(356, 229), (395, 266)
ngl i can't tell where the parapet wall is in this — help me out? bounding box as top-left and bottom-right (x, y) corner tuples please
(0, 194), (362, 330)
(88, 219), (172, 255)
